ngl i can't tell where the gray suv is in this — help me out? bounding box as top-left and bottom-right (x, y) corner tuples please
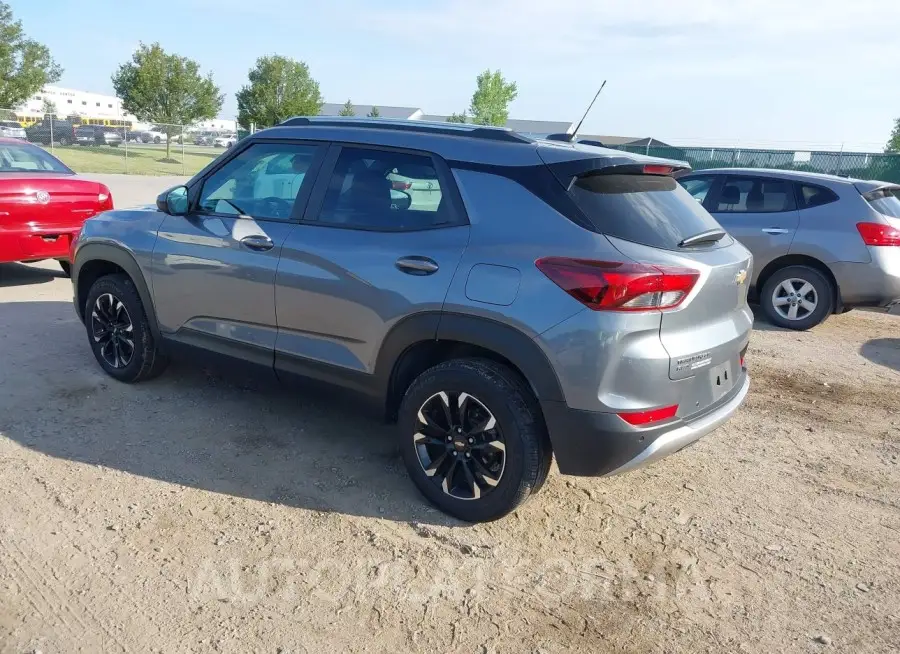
(71, 118), (752, 522)
(679, 169), (900, 329)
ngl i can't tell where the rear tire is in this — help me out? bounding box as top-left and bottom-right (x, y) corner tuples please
(761, 265), (834, 330)
(398, 358), (552, 522)
(84, 274), (168, 383)
(58, 136), (69, 146)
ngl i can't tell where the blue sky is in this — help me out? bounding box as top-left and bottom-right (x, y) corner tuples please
(14, 0), (900, 150)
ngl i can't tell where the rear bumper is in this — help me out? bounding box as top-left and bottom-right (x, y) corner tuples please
(833, 249), (900, 308)
(0, 227), (81, 263)
(542, 373), (749, 477)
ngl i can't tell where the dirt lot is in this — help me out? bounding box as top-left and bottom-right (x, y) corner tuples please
(1, 260), (898, 654)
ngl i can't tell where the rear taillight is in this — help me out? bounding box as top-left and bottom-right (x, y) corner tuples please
(391, 181), (412, 191)
(618, 405), (678, 426)
(642, 164), (674, 176)
(857, 222), (900, 246)
(535, 258), (699, 311)
(98, 186), (113, 210)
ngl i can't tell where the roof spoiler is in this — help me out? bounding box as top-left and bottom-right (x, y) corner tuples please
(853, 180), (900, 195)
(540, 154), (691, 191)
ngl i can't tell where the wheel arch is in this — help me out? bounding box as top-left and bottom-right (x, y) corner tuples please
(74, 243), (161, 341)
(756, 254), (841, 312)
(378, 312), (565, 422)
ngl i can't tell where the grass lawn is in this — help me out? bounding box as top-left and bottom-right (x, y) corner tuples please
(42, 144), (222, 176)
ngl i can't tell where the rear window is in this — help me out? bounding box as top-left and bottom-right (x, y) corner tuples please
(0, 142), (72, 173)
(864, 187), (900, 218)
(798, 184), (839, 209)
(569, 173), (724, 250)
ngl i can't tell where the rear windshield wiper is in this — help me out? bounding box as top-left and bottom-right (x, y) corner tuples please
(678, 228), (726, 248)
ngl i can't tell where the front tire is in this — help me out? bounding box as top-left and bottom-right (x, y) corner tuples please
(398, 358), (552, 522)
(761, 265), (834, 330)
(84, 274), (168, 382)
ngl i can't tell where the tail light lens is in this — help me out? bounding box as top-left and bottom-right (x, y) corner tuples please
(535, 258), (699, 311)
(857, 222), (900, 246)
(391, 181), (412, 191)
(618, 405), (678, 426)
(98, 186), (113, 210)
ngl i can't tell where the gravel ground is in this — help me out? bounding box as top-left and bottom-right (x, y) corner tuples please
(0, 258), (898, 654)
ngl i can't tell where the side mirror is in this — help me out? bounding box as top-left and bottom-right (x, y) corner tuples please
(157, 185), (189, 215)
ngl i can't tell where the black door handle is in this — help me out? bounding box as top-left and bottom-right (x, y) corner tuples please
(240, 235), (274, 251)
(395, 256), (439, 275)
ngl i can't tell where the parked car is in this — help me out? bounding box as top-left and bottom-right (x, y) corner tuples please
(25, 118), (77, 146)
(74, 125), (123, 147)
(679, 168), (900, 329)
(132, 130), (167, 144)
(213, 133), (237, 148)
(0, 120), (27, 140)
(71, 118), (751, 522)
(194, 131), (218, 146)
(0, 138), (113, 276)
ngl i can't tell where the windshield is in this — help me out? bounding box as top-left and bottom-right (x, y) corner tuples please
(569, 173), (726, 250)
(864, 187), (900, 218)
(0, 142), (72, 173)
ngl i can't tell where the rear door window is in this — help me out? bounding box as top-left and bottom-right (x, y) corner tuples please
(863, 187), (900, 218)
(568, 173), (724, 250)
(714, 177), (795, 213)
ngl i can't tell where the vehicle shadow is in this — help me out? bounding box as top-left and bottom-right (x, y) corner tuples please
(859, 338), (900, 373)
(0, 262), (64, 287)
(0, 301), (462, 528)
(749, 305), (789, 332)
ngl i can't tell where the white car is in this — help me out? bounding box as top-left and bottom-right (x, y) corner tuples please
(134, 130), (168, 144)
(214, 133), (237, 148)
(0, 120), (27, 139)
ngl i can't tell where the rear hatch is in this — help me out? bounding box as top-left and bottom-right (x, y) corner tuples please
(540, 145), (753, 417)
(855, 181), (900, 227)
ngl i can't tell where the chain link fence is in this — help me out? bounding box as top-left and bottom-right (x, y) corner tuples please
(3, 106), (899, 181)
(611, 144), (900, 184)
(0, 108), (243, 176)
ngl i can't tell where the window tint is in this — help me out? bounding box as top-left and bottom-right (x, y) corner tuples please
(568, 173), (724, 251)
(864, 187), (900, 218)
(715, 177), (794, 213)
(315, 147), (453, 230)
(798, 184), (839, 209)
(679, 176), (715, 203)
(198, 143), (320, 221)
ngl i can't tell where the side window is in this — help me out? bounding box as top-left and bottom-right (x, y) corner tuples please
(679, 176), (715, 204)
(797, 184), (839, 210)
(314, 147), (455, 231)
(197, 142), (320, 221)
(715, 177), (794, 213)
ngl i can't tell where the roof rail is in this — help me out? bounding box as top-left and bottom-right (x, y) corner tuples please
(277, 116), (533, 144)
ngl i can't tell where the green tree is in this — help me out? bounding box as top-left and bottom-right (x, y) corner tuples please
(367, 106), (380, 118)
(111, 42), (223, 159)
(0, 2), (62, 109)
(40, 97), (57, 117)
(885, 118), (900, 153)
(338, 99), (355, 116)
(446, 112), (467, 123)
(236, 55), (323, 129)
(468, 69), (517, 126)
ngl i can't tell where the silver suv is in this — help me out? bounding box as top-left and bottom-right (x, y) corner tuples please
(71, 118), (752, 522)
(679, 168), (900, 329)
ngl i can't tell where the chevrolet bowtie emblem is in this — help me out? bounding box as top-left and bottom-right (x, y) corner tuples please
(735, 269), (748, 285)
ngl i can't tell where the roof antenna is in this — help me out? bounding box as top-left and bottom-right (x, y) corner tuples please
(546, 81), (607, 143)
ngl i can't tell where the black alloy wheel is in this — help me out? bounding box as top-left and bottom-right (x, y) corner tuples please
(90, 292), (135, 369)
(414, 390), (506, 501)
